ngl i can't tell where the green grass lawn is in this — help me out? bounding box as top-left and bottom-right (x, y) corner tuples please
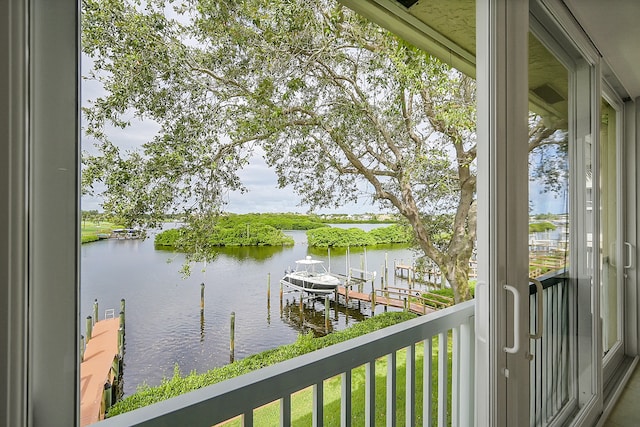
(81, 221), (122, 243)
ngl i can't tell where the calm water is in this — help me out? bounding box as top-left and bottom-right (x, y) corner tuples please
(81, 224), (418, 395)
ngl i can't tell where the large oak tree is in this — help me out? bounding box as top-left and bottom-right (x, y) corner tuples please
(83, 0), (480, 302)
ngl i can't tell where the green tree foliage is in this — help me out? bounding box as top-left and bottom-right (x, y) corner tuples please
(528, 221), (557, 233)
(218, 213), (327, 230)
(155, 220), (294, 249)
(82, 1), (559, 302)
(307, 227), (376, 247)
(306, 224), (412, 247)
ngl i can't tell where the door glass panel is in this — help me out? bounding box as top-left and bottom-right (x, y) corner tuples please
(600, 98), (621, 357)
(527, 32), (572, 426)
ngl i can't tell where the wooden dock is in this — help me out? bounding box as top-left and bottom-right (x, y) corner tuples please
(80, 316), (123, 426)
(335, 286), (452, 316)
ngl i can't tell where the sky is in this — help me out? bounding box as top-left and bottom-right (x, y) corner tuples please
(80, 54), (381, 215)
(81, 55), (565, 216)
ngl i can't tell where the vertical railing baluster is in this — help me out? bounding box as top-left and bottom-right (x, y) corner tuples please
(280, 395), (291, 427)
(460, 318), (474, 427)
(365, 361), (376, 426)
(561, 283), (569, 404)
(452, 327), (460, 427)
(387, 352), (397, 427)
(530, 293), (536, 427)
(243, 410), (253, 427)
(438, 332), (448, 427)
(406, 344), (415, 427)
(552, 286), (562, 414)
(424, 338), (433, 427)
(313, 381), (323, 427)
(341, 371), (352, 427)
(544, 288), (551, 422)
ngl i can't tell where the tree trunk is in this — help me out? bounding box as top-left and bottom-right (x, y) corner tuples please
(442, 254), (472, 304)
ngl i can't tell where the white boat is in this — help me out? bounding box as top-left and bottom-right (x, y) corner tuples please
(280, 256), (341, 294)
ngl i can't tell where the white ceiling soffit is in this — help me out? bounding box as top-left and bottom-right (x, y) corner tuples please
(338, 0), (476, 78)
(563, 0), (640, 99)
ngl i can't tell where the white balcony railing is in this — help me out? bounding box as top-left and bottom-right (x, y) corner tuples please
(529, 272), (570, 427)
(97, 300), (476, 427)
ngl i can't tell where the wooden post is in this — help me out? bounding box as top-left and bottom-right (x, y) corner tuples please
(230, 312), (235, 363)
(279, 282), (283, 317)
(200, 283), (205, 311)
(118, 326), (124, 358)
(267, 273), (271, 302)
(385, 252), (388, 285)
(371, 291), (376, 314)
(80, 335), (85, 362)
(345, 285), (349, 304)
(404, 297), (408, 312)
(102, 381), (112, 413)
(119, 311), (125, 332)
(393, 260), (397, 285)
(93, 299), (98, 324)
(86, 316), (93, 342)
(120, 299), (125, 327)
(324, 296), (330, 330)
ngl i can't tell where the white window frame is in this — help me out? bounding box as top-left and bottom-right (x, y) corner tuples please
(1, 0), (80, 426)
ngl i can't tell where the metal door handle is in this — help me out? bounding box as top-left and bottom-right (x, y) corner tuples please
(624, 242), (634, 269)
(529, 278), (543, 340)
(503, 284), (520, 354)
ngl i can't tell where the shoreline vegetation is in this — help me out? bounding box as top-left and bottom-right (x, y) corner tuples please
(80, 212), (402, 246)
(152, 213), (408, 250)
(81, 221), (124, 243)
(106, 312), (419, 421)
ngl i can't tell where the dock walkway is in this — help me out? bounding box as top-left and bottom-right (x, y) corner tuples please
(335, 286), (448, 316)
(80, 318), (121, 427)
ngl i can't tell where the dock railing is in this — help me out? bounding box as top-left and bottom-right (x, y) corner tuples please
(97, 300), (476, 427)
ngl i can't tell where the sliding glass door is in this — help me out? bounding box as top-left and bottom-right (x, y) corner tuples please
(527, 3), (601, 424)
(600, 93), (626, 382)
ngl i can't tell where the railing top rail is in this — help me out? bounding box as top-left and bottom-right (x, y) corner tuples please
(529, 268), (568, 295)
(97, 300), (475, 427)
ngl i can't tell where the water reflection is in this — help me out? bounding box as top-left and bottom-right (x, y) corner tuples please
(279, 294), (368, 337)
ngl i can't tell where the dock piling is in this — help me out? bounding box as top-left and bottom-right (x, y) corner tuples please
(86, 316), (93, 342)
(371, 291), (376, 314)
(267, 273), (271, 302)
(93, 299), (99, 325)
(200, 284), (205, 311)
(80, 335), (85, 361)
(324, 296), (330, 330)
(102, 382), (112, 413)
(119, 310), (125, 330)
(118, 326), (124, 358)
(120, 299), (125, 327)
(230, 312), (235, 363)
(385, 252), (388, 285)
